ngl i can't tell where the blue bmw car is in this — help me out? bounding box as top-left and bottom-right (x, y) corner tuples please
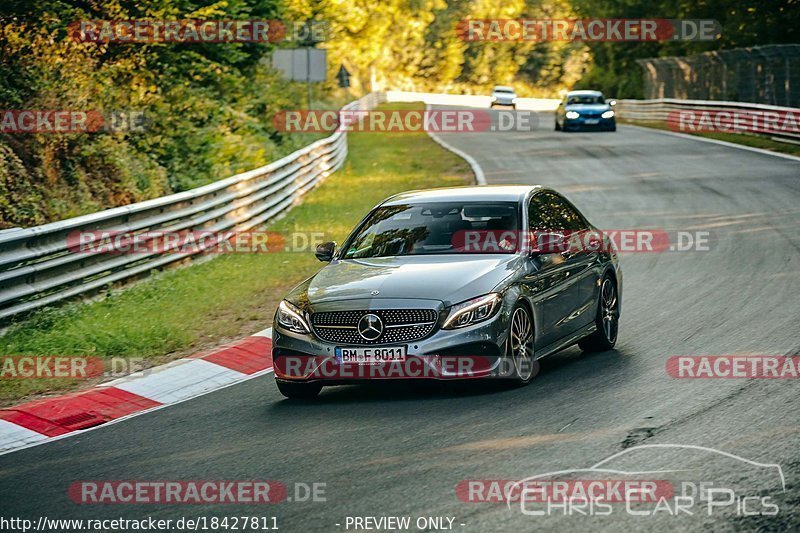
(555, 90), (616, 132)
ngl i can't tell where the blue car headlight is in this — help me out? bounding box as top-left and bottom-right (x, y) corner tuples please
(443, 293), (502, 329)
(565, 111), (580, 119)
(601, 110), (615, 119)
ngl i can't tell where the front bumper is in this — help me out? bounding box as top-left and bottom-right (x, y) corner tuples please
(491, 99), (516, 107)
(563, 116), (616, 131)
(272, 308), (510, 384)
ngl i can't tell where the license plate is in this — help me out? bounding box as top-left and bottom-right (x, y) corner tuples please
(336, 346), (407, 364)
(584, 119), (600, 125)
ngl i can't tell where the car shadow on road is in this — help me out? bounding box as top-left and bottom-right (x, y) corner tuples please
(266, 346), (632, 409)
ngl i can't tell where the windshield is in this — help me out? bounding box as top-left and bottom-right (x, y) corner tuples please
(342, 202), (520, 258)
(567, 94), (605, 104)
(493, 87), (515, 93)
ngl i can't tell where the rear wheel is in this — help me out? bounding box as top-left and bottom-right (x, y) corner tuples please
(579, 275), (619, 352)
(507, 304), (536, 385)
(276, 380), (322, 399)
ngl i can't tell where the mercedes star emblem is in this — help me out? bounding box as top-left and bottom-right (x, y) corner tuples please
(357, 313), (383, 341)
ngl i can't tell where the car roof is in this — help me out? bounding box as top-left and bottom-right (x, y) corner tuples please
(381, 185), (544, 206)
(567, 90), (603, 96)
(492, 86), (515, 92)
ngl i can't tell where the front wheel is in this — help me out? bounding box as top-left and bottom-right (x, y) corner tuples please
(554, 120), (561, 131)
(579, 275), (619, 352)
(276, 380), (322, 399)
(507, 304), (536, 385)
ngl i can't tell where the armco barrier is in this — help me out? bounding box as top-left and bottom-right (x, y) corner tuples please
(616, 98), (800, 142)
(385, 90), (560, 111)
(0, 92), (384, 322)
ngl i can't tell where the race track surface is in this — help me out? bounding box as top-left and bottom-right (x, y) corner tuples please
(1, 110), (799, 531)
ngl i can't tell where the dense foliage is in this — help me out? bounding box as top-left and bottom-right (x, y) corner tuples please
(569, 0), (800, 97)
(0, 0), (311, 227)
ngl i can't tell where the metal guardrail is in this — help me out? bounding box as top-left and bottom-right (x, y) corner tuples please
(0, 92), (384, 322)
(616, 98), (800, 142)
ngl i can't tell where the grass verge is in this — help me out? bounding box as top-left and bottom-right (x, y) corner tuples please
(0, 102), (472, 406)
(621, 119), (800, 157)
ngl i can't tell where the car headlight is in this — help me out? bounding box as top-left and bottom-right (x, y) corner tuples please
(443, 293), (502, 329)
(565, 111), (580, 119)
(277, 300), (310, 334)
(601, 110), (615, 119)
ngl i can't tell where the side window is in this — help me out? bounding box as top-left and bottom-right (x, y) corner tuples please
(528, 193), (585, 231)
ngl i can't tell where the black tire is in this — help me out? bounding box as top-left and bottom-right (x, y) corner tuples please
(276, 380), (322, 399)
(579, 274), (619, 352)
(506, 303), (536, 386)
(554, 120), (561, 131)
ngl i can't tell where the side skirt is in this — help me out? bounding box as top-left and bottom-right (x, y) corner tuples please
(535, 323), (597, 360)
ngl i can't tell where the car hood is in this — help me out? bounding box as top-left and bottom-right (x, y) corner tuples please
(565, 103), (610, 113)
(286, 255), (522, 309)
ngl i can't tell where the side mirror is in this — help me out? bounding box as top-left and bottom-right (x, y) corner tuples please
(315, 241), (337, 262)
(606, 99), (617, 107)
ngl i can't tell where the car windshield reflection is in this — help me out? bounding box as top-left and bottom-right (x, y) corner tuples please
(342, 202), (519, 258)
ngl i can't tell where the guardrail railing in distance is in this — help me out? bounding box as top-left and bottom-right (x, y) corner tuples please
(0, 92), (385, 322)
(616, 98), (800, 143)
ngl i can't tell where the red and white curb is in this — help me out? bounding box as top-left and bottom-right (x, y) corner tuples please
(0, 329), (273, 456)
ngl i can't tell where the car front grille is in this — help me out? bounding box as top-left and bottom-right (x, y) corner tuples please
(311, 309), (438, 345)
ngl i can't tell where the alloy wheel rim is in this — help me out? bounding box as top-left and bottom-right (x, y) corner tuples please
(601, 278), (619, 344)
(510, 307), (534, 381)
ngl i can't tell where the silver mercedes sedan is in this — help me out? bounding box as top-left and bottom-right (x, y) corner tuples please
(271, 186), (621, 399)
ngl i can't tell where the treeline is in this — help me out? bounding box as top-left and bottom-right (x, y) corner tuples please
(2, 0), (797, 228)
(284, 0), (589, 97)
(569, 0), (800, 97)
(0, 0), (313, 228)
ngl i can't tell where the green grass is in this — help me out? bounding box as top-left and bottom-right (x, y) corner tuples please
(621, 119), (800, 157)
(0, 102), (472, 405)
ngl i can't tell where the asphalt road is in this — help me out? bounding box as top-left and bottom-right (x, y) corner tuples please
(1, 110), (799, 532)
